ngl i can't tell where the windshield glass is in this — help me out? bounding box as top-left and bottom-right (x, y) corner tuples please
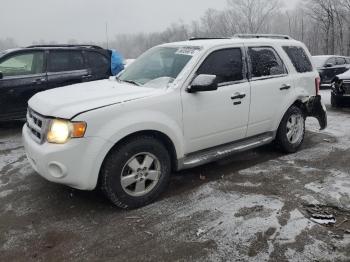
(118, 46), (198, 87)
(312, 56), (329, 68)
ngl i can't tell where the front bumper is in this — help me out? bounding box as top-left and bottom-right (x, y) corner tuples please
(23, 124), (110, 190)
(306, 95), (327, 130)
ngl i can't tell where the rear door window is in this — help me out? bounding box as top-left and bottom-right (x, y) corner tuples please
(197, 48), (244, 84)
(86, 51), (110, 74)
(48, 50), (85, 72)
(336, 57), (346, 65)
(282, 46), (313, 73)
(0, 52), (44, 77)
(248, 46), (287, 78)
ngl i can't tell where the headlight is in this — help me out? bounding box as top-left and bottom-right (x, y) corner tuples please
(47, 119), (87, 144)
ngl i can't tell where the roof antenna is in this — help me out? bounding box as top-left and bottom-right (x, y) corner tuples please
(105, 22), (109, 49)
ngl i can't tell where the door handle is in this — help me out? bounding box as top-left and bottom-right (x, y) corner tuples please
(82, 75), (92, 80)
(280, 84), (291, 90)
(32, 78), (46, 84)
(231, 93), (246, 100)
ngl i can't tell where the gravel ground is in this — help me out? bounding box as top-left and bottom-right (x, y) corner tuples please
(1, 90), (350, 262)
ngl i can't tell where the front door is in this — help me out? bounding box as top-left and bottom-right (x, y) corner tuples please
(182, 47), (251, 153)
(0, 51), (47, 120)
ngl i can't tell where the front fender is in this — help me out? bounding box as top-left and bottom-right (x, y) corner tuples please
(76, 108), (185, 159)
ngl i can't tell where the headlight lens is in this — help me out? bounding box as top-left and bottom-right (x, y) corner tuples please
(47, 119), (86, 144)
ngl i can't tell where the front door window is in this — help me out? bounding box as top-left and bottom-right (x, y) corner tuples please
(0, 52), (44, 77)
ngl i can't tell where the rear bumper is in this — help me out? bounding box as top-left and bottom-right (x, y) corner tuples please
(306, 95), (327, 130)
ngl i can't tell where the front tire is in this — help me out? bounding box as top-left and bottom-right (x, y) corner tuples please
(100, 136), (171, 209)
(275, 106), (305, 153)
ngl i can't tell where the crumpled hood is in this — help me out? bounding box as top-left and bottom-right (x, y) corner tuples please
(336, 69), (350, 80)
(29, 79), (160, 119)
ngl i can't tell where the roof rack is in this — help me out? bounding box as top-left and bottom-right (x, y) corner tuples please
(26, 44), (104, 49)
(233, 34), (292, 40)
(189, 37), (230, 41)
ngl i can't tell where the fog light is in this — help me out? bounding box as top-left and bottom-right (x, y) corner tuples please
(48, 162), (67, 178)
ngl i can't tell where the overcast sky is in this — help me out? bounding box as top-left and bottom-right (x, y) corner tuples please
(1, 0), (299, 45)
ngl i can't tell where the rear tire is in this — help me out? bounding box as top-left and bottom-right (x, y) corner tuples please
(275, 106), (305, 153)
(100, 136), (171, 209)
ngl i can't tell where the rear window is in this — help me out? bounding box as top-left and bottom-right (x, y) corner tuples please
(48, 50), (85, 72)
(283, 46), (313, 73)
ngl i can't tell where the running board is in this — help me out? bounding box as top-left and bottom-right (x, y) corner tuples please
(177, 132), (275, 170)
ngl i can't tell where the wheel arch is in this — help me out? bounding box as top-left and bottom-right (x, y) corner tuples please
(273, 97), (308, 131)
(113, 130), (177, 169)
(98, 130), (179, 186)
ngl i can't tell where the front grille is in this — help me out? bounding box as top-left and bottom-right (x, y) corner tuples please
(342, 81), (350, 94)
(26, 108), (49, 144)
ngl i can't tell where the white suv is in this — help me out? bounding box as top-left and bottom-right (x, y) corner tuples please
(23, 34), (327, 208)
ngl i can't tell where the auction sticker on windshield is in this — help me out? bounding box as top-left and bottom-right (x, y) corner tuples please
(176, 46), (201, 56)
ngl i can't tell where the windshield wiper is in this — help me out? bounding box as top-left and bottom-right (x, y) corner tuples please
(122, 80), (140, 86)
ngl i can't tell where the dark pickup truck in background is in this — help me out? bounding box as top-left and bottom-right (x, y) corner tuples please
(312, 55), (350, 87)
(0, 45), (112, 121)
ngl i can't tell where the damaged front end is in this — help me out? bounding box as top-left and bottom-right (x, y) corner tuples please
(305, 95), (327, 130)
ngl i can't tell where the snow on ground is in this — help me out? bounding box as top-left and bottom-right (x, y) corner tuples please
(1, 89), (350, 261)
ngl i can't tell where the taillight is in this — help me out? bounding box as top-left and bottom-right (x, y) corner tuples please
(315, 77), (321, 96)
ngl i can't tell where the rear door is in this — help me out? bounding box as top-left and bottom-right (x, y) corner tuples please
(246, 45), (294, 137)
(0, 51), (46, 119)
(85, 51), (111, 80)
(47, 50), (89, 89)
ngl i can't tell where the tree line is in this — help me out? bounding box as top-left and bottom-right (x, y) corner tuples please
(2, 0), (350, 58)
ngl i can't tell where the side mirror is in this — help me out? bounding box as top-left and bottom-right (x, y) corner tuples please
(187, 74), (218, 93)
(325, 63), (333, 68)
(0, 71), (3, 80)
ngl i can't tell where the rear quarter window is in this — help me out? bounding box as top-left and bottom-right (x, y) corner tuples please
(86, 51), (110, 74)
(283, 46), (313, 73)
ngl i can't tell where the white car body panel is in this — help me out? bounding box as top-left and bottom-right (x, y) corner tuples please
(23, 37), (325, 190)
(29, 79), (160, 119)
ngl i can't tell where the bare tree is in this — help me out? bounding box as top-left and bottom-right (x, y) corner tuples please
(226, 0), (281, 33)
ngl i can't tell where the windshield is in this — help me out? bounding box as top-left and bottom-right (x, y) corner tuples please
(118, 46), (197, 87)
(312, 56), (329, 68)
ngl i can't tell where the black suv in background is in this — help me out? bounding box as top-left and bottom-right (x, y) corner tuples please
(0, 45), (112, 121)
(312, 55), (350, 87)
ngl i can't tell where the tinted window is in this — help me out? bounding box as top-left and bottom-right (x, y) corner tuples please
(283, 46), (313, 73)
(346, 58), (350, 64)
(336, 57), (346, 65)
(197, 48), (244, 84)
(87, 51), (110, 74)
(248, 47), (287, 78)
(48, 51), (85, 72)
(326, 57), (336, 66)
(0, 52), (44, 77)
